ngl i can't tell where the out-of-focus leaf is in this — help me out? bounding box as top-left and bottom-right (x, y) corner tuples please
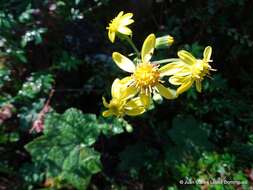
(0, 67), (11, 88)
(98, 116), (132, 136)
(165, 115), (214, 164)
(18, 98), (45, 130)
(118, 142), (159, 177)
(21, 28), (47, 47)
(17, 73), (54, 99)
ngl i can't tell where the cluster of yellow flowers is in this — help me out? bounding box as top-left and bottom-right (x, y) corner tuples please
(103, 11), (215, 118)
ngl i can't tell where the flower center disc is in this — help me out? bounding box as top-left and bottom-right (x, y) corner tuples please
(109, 19), (119, 32)
(192, 60), (210, 80)
(109, 99), (124, 116)
(132, 63), (160, 92)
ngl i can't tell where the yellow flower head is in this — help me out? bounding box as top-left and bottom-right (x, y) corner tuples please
(112, 34), (177, 107)
(102, 78), (145, 117)
(167, 46), (215, 94)
(107, 11), (134, 43)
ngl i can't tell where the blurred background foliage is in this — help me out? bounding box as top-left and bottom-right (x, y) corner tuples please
(0, 0), (253, 189)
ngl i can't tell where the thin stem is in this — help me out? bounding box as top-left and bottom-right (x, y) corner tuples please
(125, 36), (140, 58)
(152, 58), (180, 65)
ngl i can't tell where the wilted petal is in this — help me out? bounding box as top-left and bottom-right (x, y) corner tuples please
(156, 83), (177, 99)
(178, 50), (196, 65)
(112, 52), (136, 73)
(141, 34), (156, 63)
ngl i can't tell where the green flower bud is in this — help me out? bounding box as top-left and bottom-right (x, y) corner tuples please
(125, 124), (133, 133)
(155, 35), (174, 49)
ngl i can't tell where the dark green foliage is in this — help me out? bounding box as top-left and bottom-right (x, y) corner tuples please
(165, 115), (214, 164)
(0, 67), (10, 88)
(118, 142), (159, 178)
(24, 108), (131, 189)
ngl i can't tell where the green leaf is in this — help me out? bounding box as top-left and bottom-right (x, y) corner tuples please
(25, 108), (103, 190)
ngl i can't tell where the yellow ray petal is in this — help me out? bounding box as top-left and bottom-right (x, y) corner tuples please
(141, 34), (156, 63)
(108, 31), (115, 43)
(118, 26), (132, 35)
(125, 97), (143, 108)
(173, 67), (192, 76)
(203, 46), (212, 62)
(102, 110), (112, 117)
(120, 76), (133, 86)
(120, 13), (133, 20)
(156, 83), (177, 99)
(139, 93), (151, 108)
(120, 13), (134, 25)
(122, 86), (138, 99)
(111, 78), (121, 98)
(159, 61), (188, 76)
(195, 80), (202, 92)
(125, 98), (145, 116)
(169, 75), (188, 85)
(125, 107), (145, 116)
(121, 18), (134, 26)
(117, 11), (124, 18)
(102, 97), (109, 108)
(176, 79), (194, 94)
(112, 52), (136, 73)
(178, 50), (196, 65)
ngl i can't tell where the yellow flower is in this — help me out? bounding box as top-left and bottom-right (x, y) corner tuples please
(167, 46), (215, 94)
(102, 78), (145, 117)
(112, 34), (177, 107)
(106, 11), (134, 43)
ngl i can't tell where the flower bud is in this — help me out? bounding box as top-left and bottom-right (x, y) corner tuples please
(125, 124), (133, 133)
(155, 35), (174, 49)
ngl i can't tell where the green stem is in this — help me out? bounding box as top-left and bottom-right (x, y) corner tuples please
(125, 36), (140, 58)
(152, 58), (179, 65)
